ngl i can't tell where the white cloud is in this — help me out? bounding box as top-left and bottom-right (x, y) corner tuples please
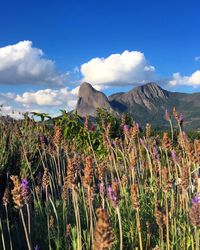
(0, 87), (78, 119)
(16, 87), (78, 110)
(80, 50), (156, 86)
(169, 70), (200, 87)
(0, 41), (66, 86)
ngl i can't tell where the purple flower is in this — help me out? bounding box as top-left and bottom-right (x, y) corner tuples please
(192, 194), (200, 205)
(107, 183), (120, 208)
(123, 124), (129, 133)
(171, 150), (176, 161)
(107, 186), (115, 202)
(34, 245), (40, 250)
(114, 177), (119, 184)
(20, 178), (30, 203)
(178, 113), (184, 123)
(21, 178), (28, 189)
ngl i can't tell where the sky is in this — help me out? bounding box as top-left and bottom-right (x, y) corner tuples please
(0, 0), (200, 118)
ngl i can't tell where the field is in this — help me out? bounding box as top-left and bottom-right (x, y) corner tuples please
(0, 108), (199, 250)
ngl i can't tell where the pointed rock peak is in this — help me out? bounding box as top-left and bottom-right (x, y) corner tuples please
(145, 82), (161, 88)
(76, 82), (113, 116)
(135, 82), (162, 91)
(145, 82), (160, 87)
(134, 82), (168, 99)
(78, 82), (99, 97)
(79, 82), (93, 89)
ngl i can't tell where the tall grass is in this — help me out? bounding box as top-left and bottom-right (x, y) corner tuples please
(0, 109), (199, 249)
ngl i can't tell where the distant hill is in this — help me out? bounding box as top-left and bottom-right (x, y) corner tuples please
(75, 82), (200, 130)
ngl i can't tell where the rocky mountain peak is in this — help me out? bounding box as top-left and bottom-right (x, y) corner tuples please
(78, 82), (94, 95)
(76, 82), (113, 116)
(134, 82), (169, 99)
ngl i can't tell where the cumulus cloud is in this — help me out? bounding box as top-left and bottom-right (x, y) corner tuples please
(16, 87), (78, 112)
(0, 41), (66, 86)
(80, 50), (156, 86)
(169, 70), (200, 87)
(0, 86), (78, 119)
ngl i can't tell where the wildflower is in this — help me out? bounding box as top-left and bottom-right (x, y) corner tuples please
(10, 175), (24, 209)
(121, 174), (128, 187)
(83, 157), (93, 187)
(178, 113), (184, 123)
(189, 195), (200, 227)
(162, 167), (172, 193)
(21, 178), (28, 188)
(192, 194), (200, 204)
(21, 178), (30, 204)
(107, 185), (119, 208)
(131, 184), (140, 209)
(162, 132), (172, 150)
(34, 245), (40, 250)
(94, 208), (114, 250)
(97, 164), (106, 182)
(123, 124), (129, 132)
(181, 165), (189, 190)
(171, 150), (176, 161)
(173, 107), (179, 121)
(53, 126), (62, 146)
(146, 123), (151, 139)
(2, 187), (10, 206)
(42, 168), (50, 189)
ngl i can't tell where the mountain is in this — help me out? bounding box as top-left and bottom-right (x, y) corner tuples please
(76, 82), (113, 116)
(76, 82), (200, 130)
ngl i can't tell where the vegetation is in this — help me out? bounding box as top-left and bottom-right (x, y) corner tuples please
(0, 108), (199, 249)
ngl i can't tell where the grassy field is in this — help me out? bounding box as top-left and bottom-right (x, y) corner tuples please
(0, 108), (199, 250)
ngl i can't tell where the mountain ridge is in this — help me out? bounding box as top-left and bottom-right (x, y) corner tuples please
(75, 82), (200, 130)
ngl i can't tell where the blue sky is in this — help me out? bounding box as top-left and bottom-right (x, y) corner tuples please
(0, 0), (200, 117)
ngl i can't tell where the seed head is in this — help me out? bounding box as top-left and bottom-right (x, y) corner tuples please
(131, 184), (140, 209)
(94, 208), (114, 250)
(10, 175), (24, 209)
(2, 187), (10, 206)
(42, 167), (50, 189)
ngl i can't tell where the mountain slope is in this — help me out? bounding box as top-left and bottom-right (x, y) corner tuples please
(76, 82), (200, 129)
